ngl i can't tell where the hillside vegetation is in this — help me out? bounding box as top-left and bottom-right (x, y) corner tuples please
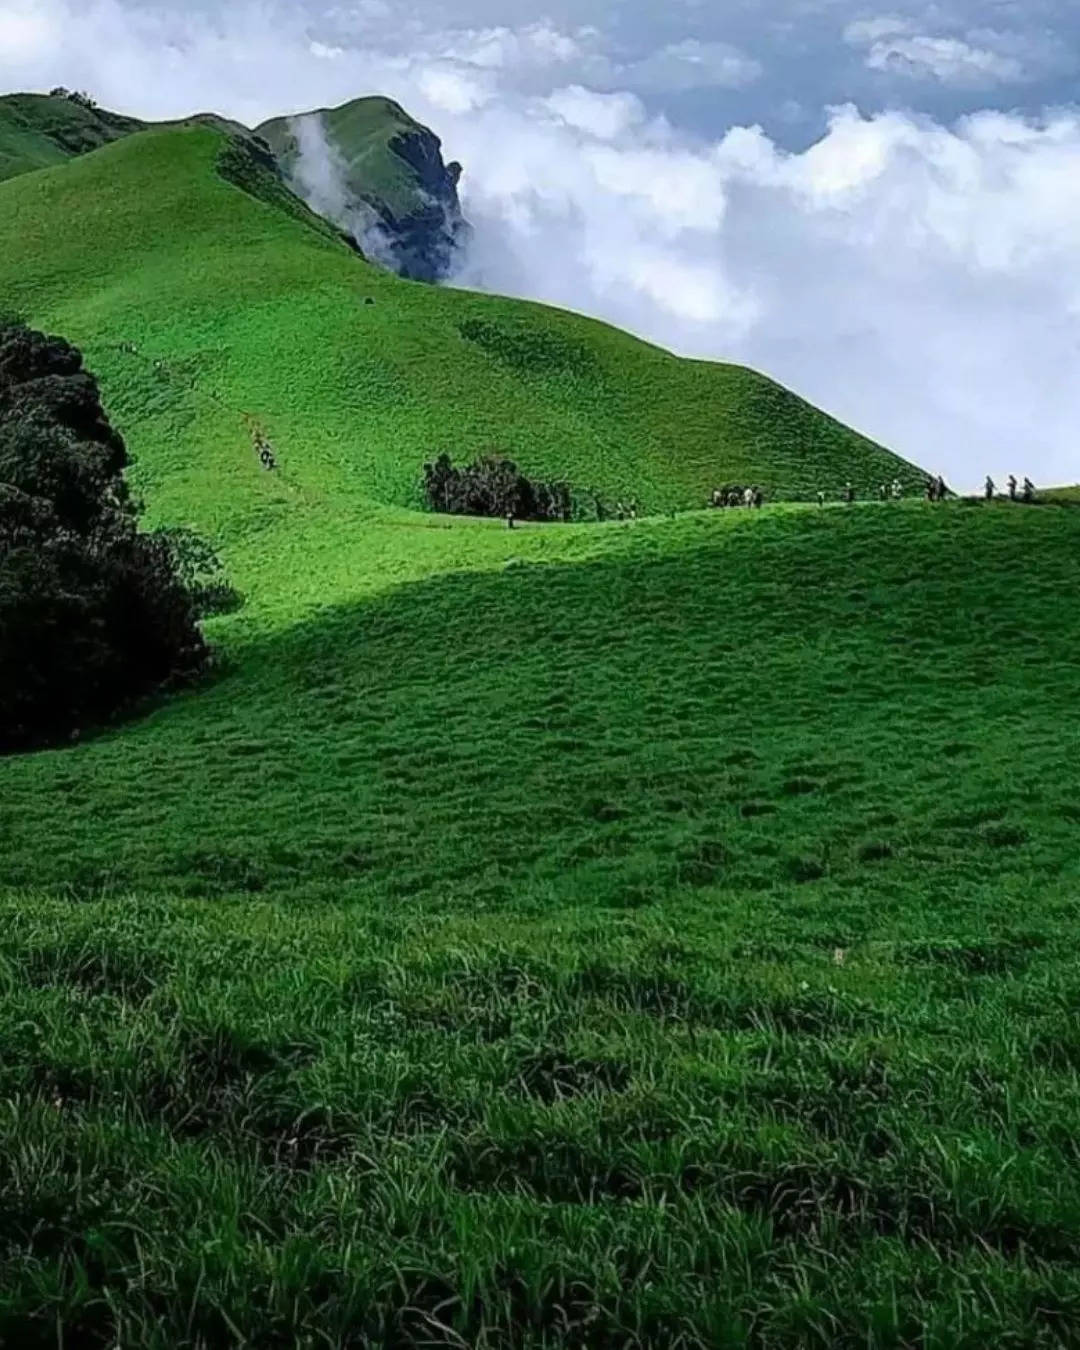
(0, 123), (923, 530)
(3, 116), (1078, 1347)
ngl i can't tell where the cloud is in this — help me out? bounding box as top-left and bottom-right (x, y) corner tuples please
(2, 0), (1080, 488)
(288, 113), (398, 266)
(544, 86), (645, 140)
(629, 39), (764, 92)
(865, 35), (1028, 85)
(0, 2), (60, 61)
(843, 16), (1066, 87)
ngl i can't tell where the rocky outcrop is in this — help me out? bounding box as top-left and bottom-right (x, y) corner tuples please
(256, 98), (471, 284)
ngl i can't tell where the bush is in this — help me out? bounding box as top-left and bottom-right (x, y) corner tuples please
(422, 452), (574, 523)
(0, 323), (209, 752)
(155, 527), (244, 619)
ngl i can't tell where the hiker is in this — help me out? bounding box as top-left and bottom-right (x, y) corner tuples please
(985, 475), (995, 501)
(817, 490), (826, 507)
(845, 482), (855, 505)
(629, 499), (639, 521)
(878, 483), (888, 502)
(936, 475), (947, 501)
(594, 495), (605, 522)
(752, 486), (763, 509)
(743, 486), (754, 509)
(1008, 474), (1018, 501)
(925, 477), (937, 503)
(1022, 476), (1035, 504)
(892, 479), (903, 500)
(615, 501), (625, 521)
(506, 510), (515, 530)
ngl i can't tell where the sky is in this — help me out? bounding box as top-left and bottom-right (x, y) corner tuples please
(2, 0), (1079, 487)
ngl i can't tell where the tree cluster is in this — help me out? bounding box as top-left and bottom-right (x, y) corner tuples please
(48, 88), (98, 110)
(422, 452), (573, 522)
(0, 324), (209, 752)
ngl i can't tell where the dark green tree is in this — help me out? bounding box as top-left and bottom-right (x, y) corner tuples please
(0, 323), (209, 752)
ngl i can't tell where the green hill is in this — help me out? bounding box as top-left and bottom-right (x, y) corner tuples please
(0, 91), (142, 182)
(4, 119), (1079, 1347)
(0, 90), (465, 282)
(257, 96), (468, 281)
(0, 122), (923, 540)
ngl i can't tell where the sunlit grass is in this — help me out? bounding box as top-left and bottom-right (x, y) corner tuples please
(2, 123), (1080, 1346)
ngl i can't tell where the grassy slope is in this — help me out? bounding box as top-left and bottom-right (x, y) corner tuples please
(0, 92), (143, 183)
(0, 125), (922, 533)
(4, 128), (1080, 1345)
(257, 96), (435, 222)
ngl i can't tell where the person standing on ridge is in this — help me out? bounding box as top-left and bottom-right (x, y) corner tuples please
(1008, 474), (1018, 501)
(1023, 476), (1035, 503)
(985, 475), (996, 501)
(936, 475), (948, 501)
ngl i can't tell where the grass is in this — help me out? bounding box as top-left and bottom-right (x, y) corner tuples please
(0, 92), (142, 183)
(0, 124), (922, 526)
(3, 125), (1080, 1345)
(3, 499), (1080, 1345)
(257, 96), (439, 224)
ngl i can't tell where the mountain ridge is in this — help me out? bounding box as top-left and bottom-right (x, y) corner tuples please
(0, 90), (468, 283)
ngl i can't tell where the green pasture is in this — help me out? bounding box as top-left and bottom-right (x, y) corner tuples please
(2, 122), (1079, 1346)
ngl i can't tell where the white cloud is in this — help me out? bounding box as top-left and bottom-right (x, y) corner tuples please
(416, 64), (492, 112)
(630, 39), (764, 92)
(844, 17), (1055, 87)
(843, 17), (913, 46)
(0, 2), (60, 60)
(865, 34), (1028, 85)
(544, 86), (645, 140)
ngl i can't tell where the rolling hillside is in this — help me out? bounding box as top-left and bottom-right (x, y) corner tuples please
(0, 91), (142, 182)
(0, 121), (924, 548)
(4, 115), (1080, 1347)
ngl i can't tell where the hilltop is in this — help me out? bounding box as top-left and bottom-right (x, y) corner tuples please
(0, 90), (142, 181)
(257, 96), (469, 282)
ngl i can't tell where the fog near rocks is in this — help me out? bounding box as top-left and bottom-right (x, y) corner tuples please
(287, 114), (398, 270)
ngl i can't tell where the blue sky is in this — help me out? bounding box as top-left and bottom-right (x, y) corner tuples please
(1, 0), (1078, 485)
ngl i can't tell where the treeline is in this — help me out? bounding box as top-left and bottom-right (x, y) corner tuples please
(0, 323), (212, 752)
(423, 453), (574, 522)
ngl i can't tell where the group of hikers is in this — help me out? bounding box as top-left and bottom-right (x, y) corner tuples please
(985, 473), (1036, 503)
(252, 427), (277, 471)
(710, 486), (765, 510)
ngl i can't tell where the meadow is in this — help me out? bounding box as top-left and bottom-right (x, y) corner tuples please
(2, 121), (1080, 1347)
(3, 497), (1080, 1346)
